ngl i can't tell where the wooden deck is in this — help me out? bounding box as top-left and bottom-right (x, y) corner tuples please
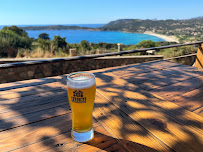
(0, 60), (202, 152)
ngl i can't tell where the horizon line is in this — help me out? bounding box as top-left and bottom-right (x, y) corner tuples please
(0, 15), (202, 26)
(0, 23), (106, 26)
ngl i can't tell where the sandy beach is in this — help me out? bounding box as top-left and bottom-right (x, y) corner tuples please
(144, 31), (179, 43)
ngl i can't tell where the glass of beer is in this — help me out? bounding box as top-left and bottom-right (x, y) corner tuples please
(67, 72), (96, 142)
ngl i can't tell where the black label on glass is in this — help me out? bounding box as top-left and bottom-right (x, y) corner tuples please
(71, 90), (86, 103)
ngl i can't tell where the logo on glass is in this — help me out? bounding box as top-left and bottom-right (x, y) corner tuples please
(71, 90), (86, 103)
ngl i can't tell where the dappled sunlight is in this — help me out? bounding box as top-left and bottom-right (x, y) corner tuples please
(126, 100), (147, 109)
(92, 60), (203, 151)
(0, 60), (202, 151)
(132, 110), (166, 120)
(0, 93), (21, 100)
(103, 87), (122, 95)
(124, 91), (148, 100)
(33, 127), (62, 140)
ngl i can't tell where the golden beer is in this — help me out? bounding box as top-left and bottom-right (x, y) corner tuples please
(67, 72), (96, 142)
(67, 84), (96, 132)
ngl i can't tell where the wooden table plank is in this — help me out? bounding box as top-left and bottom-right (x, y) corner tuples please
(0, 114), (109, 152)
(0, 94), (69, 131)
(94, 93), (170, 152)
(0, 60), (203, 152)
(193, 107), (203, 117)
(169, 86), (203, 114)
(0, 114), (72, 152)
(99, 60), (203, 115)
(0, 90), (66, 113)
(92, 61), (203, 115)
(151, 75), (203, 100)
(0, 81), (66, 101)
(0, 75), (65, 92)
(105, 62), (203, 91)
(94, 72), (203, 152)
(110, 60), (185, 77)
(13, 125), (119, 152)
(121, 70), (193, 91)
(0, 96), (145, 152)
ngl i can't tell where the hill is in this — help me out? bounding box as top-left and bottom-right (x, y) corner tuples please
(21, 25), (95, 30)
(20, 17), (203, 42)
(99, 17), (203, 42)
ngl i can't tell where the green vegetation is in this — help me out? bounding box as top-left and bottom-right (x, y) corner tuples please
(80, 40), (91, 52)
(22, 25), (94, 30)
(38, 33), (50, 40)
(0, 26), (32, 57)
(154, 46), (197, 59)
(0, 26), (120, 58)
(100, 17), (203, 42)
(0, 26), (198, 59)
(121, 40), (197, 58)
(136, 40), (158, 48)
(52, 36), (68, 52)
(20, 17), (203, 43)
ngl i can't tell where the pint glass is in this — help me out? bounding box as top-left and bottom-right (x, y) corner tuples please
(67, 72), (96, 142)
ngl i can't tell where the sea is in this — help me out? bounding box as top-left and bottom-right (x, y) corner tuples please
(0, 24), (165, 45)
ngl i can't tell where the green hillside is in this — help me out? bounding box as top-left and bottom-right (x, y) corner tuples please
(100, 17), (203, 42)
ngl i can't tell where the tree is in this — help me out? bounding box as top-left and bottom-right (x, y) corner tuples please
(80, 40), (91, 51)
(136, 40), (158, 48)
(38, 39), (51, 50)
(98, 42), (104, 48)
(52, 36), (67, 53)
(2, 25), (28, 36)
(38, 33), (50, 40)
(136, 40), (158, 55)
(0, 27), (32, 57)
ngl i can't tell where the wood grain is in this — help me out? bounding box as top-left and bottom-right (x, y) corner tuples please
(194, 44), (203, 68)
(0, 91), (68, 135)
(0, 60), (203, 152)
(151, 75), (203, 100)
(109, 60), (182, 77)
(193, 107), (203, 116)
(0, 81), (66, 100)
(0, 76), (63, 92)
(94, 92), (170, 152)
(95, 72), (203, 152)
(170, 87), (203, 113)
(0, 114), (102, 152)
(0, 114), (72, 152)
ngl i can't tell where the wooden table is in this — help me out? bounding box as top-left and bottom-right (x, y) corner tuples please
(0, 60), (202, 152)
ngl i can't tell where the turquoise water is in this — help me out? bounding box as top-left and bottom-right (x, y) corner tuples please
(27, 30), (165, 45)
(0, 24), (165, 45)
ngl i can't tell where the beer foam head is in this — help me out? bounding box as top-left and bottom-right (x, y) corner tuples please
(72, 76), (90, 81)
(67, 73), (95, 89)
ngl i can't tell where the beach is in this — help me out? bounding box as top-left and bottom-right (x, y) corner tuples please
(144, 31), (179, 43)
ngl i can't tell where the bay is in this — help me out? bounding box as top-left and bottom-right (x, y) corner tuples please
(0, 24), (165, 45)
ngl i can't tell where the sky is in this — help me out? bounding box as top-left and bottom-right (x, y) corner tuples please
(0, 0), (203, 25)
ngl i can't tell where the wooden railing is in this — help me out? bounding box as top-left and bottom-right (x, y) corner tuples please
(0, 41), (203, 69)
(0, 41), (203, 84)
(194, 43), (203, 68)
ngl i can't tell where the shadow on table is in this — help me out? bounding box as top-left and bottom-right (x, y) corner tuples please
(92, 61), (203, 151)
(38, 131), (159, 152)
(0, 60), (202, 151)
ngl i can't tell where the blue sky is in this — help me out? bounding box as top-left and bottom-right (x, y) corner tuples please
(0, 0), (202, 25)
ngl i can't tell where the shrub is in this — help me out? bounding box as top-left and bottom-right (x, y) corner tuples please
(0, 28), (32, 57)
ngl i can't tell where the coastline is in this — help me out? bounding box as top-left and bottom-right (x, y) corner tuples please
(144, 31), (179, 43)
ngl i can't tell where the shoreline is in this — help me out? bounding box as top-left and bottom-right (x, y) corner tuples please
(144, 31), (179, 43)
(4, 24), (180, 44)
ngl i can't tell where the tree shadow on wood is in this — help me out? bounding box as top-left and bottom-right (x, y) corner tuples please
(0, 60), (202, 152)
(37, 131), (160, 152)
